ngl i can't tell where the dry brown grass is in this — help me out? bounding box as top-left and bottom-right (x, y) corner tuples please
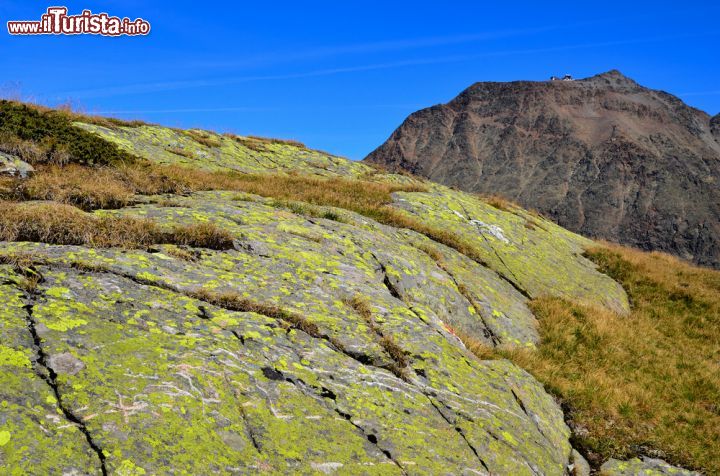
(190, 289), (321, 337)
(480, 194), (515, 212)
(345, 294), (373, 321)
(163, 246), (198, 262)
(11, 163), (204, 209)
(445, 324), (497, 361)
(185, 130), (222, 148)
(345, 294), (410, 377)
(0, 201), (234, 250)
(0, 176), (15, 198)
(19, 165), (133, 210)
(166, 146), (195, 159)
(477, 193), (548, 230)
(167, 222), (235, 250)
(491, 244), (720, 472)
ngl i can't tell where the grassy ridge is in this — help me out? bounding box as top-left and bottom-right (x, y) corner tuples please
(0, 162), (498, 273)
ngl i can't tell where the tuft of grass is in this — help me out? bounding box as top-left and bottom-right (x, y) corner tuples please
(190, 289), (321, 337)
(445, 324), (497, 360)
(0, 201), (234, 250)
(185, 130), (222, 148)
(492, 244), (720, 473)
(166, 222), (235, 250)
(345, 294), (410, 378)
(478, 194), (516, 212)
(18, 165), (133, 210)
(477, 192), (547, 229)
(414, 242), (444, 263)
(346, 294), (373, 321)
(0, 252), (44, 293)
(379, 335), (410, 371)
(163, 246), (198, 262)
(165, 146), (195, 158)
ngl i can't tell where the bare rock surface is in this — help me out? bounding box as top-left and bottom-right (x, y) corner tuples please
(0, 151), (34, 178)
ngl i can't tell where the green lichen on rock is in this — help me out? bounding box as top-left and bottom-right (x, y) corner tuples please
(0, 252), (570, 474)
(0, 272), (99, 475)
(76, 122), (372, 177)
(0, 120), (645, 473)
(392, 185), (630, 313)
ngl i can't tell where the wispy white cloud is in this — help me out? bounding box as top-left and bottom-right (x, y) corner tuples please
(183, 23), (586, 69)
(92, 104), (423, 115)
(57, 31), (720, 100)
(91, 106), (273, 114)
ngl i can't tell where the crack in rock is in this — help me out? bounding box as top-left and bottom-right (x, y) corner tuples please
(426, 396), (490, 474)
(272, 367), (409, 475)
(18, 289), (107, 476)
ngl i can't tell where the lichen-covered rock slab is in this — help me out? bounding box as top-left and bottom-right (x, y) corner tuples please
(76, 123), (371, 177)
(0, 272), (99, 475)
(392, 186), (630, 313)
(0, 259), (571, 474)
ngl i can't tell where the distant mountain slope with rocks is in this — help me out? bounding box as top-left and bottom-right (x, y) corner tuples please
(365, 70), (720, 268)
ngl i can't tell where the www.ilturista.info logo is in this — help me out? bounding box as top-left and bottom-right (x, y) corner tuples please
(7, 7), (151, 36)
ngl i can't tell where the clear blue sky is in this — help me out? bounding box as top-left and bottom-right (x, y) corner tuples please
(1, 1), (718, 159)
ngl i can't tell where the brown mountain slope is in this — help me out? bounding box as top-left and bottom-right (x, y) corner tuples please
(365, 70), (720, 268)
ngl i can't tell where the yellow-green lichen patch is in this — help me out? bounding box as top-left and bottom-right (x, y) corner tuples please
(0, 181), (595, 473)
(75, 122), (373, 178)
(392, 185), (630, 313)
(0, 275), (99, 474)
(0, 346), (31, 368)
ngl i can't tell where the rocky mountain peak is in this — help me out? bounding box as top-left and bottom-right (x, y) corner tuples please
(582, 69), (637, 85)
(365, 72), (720, 268)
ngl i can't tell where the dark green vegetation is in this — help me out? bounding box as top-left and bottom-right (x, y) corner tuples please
(0, 101), (136, 166)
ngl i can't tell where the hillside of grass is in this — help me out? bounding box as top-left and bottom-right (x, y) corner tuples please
(0, 101), (713, 475)
(486, 245), (720, 473)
